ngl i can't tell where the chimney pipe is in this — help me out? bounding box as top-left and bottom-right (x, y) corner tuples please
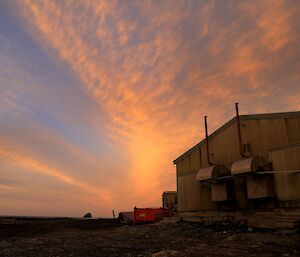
(204, 116), (214, 165)
(235, 103), (247, 158)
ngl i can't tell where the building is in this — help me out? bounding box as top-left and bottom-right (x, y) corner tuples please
(162, 191), (177, 209)
(173, 106), (300, 229)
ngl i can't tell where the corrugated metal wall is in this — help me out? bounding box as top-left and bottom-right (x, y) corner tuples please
(176, 115), (300, 212)
(270, 143), (300, 170)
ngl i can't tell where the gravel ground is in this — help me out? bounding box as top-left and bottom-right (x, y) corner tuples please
(0, 218), (299, 257)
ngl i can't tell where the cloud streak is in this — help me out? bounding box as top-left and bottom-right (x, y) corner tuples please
(0, 0), (299, 216)
(0, 145), (113, 203)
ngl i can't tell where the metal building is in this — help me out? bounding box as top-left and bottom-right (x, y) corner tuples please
(162, 191), (177, 209)
(173, 106), (300, 229)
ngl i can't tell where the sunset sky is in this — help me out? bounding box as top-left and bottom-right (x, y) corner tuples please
(1, 0), (300, 217)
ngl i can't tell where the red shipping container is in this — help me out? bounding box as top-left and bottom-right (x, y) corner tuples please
(134, 207), (172, 223)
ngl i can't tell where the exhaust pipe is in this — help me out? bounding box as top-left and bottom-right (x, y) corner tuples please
(235, 103), (246, 158)
(204, 116), (214, 165)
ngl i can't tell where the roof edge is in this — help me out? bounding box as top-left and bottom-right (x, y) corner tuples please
(173, 111), (300, 164)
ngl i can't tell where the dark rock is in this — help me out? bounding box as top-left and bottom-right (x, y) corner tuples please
(247, 227), (253, 232)
(83, 212), (92, 218)
(204, 221), (212, 226)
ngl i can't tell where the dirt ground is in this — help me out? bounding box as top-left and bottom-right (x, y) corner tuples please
(0, 218), (299, 257)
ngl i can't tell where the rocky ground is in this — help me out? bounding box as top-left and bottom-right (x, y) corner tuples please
(0, 218), (299, 257)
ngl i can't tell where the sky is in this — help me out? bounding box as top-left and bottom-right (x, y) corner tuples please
(0, 0), (300, 217)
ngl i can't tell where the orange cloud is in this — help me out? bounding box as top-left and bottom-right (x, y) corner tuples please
(0, 146), (113, 205)
(239, 1), (294, 52)
(2, 0), (299, 215)
(16, 0), (187, 195)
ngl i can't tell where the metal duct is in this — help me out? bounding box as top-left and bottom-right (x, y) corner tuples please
(235, 103), (247, 158)
(231, 156), (271, 175)
(196, 165), (230, 181)
(204, 116), (214, 165)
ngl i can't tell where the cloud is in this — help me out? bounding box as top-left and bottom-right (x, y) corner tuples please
(0, 145), (113, 201)
(0, 0), (299, 215)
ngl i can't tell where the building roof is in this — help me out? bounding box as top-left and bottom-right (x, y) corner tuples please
(162, 191), (177, 195)
(173, 111), (300, 164)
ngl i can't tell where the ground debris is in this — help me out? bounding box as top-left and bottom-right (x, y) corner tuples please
(151, 250), (180, 257)
(0, 219), (299, 257)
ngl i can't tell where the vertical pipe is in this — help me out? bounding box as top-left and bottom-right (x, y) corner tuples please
(235, 103), (246, 158)
(204, 116), (213, 165)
